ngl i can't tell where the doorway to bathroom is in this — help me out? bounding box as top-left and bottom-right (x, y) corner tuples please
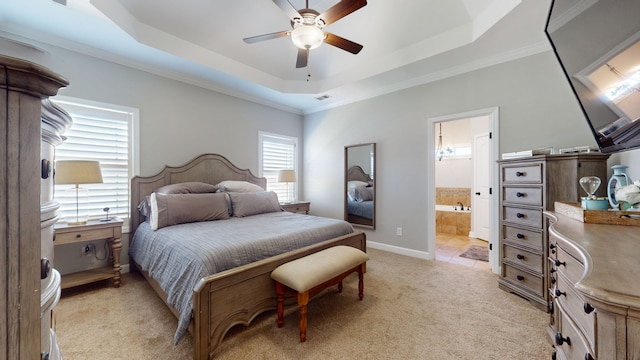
(427, 108), (500, 273)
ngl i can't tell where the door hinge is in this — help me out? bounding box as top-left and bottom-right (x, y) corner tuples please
(489, 188), (492, 195)
(489, 132), (492, 139)
(489, 243), (493, 251)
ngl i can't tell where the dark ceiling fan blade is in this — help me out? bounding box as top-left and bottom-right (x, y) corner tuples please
(317, 0), (367, 26)
(243, 30), (290, 44)
(324, 32), (363, 54)
(296, 48), (308, 68)
(272, 0), (302, 21)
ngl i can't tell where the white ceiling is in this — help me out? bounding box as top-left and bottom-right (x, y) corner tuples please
(0, 0), (552, 114)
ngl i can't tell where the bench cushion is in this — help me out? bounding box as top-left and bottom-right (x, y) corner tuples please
(271, 246), (369, 293)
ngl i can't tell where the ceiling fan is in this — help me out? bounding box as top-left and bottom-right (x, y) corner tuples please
(243, 0), (367, 68)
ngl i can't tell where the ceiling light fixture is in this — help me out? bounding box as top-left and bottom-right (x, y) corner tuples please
(290, 24), (325, 50)
(436, 123), (453, 161)
(606, 63), (640, 101)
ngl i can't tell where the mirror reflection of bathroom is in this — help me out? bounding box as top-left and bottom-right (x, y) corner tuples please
(434, 117), (491, 270)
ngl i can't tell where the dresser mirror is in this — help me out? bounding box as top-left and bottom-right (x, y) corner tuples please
(344, 143), (376, 229)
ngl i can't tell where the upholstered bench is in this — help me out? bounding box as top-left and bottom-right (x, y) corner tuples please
(270, 245), (369, 342)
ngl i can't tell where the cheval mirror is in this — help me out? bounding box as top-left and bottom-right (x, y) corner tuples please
(344, 143), (376, 229)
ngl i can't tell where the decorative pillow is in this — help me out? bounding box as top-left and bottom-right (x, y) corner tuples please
(155, 181), (219, 194)
(347, 180), (368, 189)
(149, 192), (230, 230)
(216, 180), (264, 193)
(137, 195), (152, 218)
(228, 191), (282, 217)
(354, 187), (374, 202)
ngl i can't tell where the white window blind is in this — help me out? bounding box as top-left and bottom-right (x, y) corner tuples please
(53, 99), (135, 224)
(259, 132), (298, 203)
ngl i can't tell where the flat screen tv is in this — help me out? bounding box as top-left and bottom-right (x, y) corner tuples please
(545, 0), (640, 153)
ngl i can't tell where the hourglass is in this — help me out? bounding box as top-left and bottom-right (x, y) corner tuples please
(579, 176), (609, 209)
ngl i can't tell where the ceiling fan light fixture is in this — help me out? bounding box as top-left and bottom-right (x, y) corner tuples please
(291, 25), (324, 50)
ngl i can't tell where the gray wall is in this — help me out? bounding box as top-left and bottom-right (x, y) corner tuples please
(1, 40), (302, 274)
(302, 51), (630, 254)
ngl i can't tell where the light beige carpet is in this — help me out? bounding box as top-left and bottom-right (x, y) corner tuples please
(55, 248), (552, 359)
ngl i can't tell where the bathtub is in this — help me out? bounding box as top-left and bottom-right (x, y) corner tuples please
(435, 204), (470, 212)
(436, 205), (471, 236)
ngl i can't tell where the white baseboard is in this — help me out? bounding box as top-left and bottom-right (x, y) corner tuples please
(367, 241), (431, 260)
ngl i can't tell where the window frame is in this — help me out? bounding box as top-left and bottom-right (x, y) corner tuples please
(52, 96), (139, 233)
(258, 131), (299, 203)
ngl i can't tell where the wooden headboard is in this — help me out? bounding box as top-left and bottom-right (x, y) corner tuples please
(130, 153), (266, 234)
(347, 165), (373, 183)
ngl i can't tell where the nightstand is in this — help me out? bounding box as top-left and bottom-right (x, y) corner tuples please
(280, 201), (310, 214)
(54, 217), (124, 289)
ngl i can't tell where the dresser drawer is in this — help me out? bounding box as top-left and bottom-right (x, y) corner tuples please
(55, 227), (115, 245)
(502, 225), (543, 251)
(556, 247), (584, 285)
(503, 264), (544, 297)
(556, 303), (593, 360)
(503, 206), (543, 228)
(503, 186), (543, 206)
(503, 245), (543, 273)
(501, 163), (542, 184)
(555, 274), (595, 350)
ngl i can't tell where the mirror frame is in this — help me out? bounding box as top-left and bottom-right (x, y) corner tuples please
(344, 143), (376, 229)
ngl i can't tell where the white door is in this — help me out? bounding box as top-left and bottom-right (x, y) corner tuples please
(473, 132), (491, 241)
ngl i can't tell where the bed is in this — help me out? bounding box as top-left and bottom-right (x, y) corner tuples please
(129, 153), (366, 359)
(346, 165), (375, 227)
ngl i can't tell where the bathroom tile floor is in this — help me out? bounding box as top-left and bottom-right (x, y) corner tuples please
(436, 233), (490, 271)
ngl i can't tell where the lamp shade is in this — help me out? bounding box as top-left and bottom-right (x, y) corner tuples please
(55, 160), (103, 185)
(277, 169), (296, 182)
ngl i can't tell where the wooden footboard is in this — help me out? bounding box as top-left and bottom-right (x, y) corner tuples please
(192, 232), (366, 359)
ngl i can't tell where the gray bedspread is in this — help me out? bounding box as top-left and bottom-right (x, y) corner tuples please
(129, 211), (354, 343)
(347, 200), (374, 219)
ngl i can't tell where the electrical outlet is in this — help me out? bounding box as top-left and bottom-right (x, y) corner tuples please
(396, 227), (403, 236)
(82, 244), (94, 256)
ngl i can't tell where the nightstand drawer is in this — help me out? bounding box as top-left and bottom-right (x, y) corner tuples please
(55, 227), (115, 245)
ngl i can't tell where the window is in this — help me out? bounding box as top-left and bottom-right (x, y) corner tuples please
(53, 97), (138, 230)
(259, 132), (298, 203)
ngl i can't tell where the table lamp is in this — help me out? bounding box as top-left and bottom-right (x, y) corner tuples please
(55, 160), (103, 225)
(277, 169), (296, 203)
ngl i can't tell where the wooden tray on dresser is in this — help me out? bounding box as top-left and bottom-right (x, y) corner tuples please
(554, 201), (640, 226)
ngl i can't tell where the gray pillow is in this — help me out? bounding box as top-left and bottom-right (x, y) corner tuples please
(354, 187), (374, 202)
(155, 181), (219, 194)
(228, 191), (282, 217)
(149, 192), (230, 230)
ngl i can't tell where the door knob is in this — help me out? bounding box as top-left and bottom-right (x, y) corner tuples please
(475, 192), (481, 195)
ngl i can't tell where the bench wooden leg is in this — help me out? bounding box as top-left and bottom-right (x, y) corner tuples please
(358, 264), (364, 300)
(297, 291), (309, 342)
(276, 282), (284, 328)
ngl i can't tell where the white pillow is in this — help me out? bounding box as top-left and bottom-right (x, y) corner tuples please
(347, 180), (368, 189)
(216, 180), (264, 192)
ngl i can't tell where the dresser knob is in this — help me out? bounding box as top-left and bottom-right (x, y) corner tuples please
(516, 171), (525, 177)
(516, 275), (525, 281)
(550, 276), (556, 284)
(550, 244), (556, 249)
(555, 288), (566, 297)
(584, 303), (595, 314)
(554, 259), (566, 267)
(40, 258), (51, 280)
(76, 234), (82, 238)
(41, 352), (50, 360)
(516, 192), (526, 197)
(549, 301), (554, 314)
(555, 332), (571, 346)
(516, 254), (525, 260)
(551, 351), (556, 360)
(550, 268), (556, 274)
(516, 213), (525, 218)
(585, 353), (594, 360)
(517, 233), (525, 239)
